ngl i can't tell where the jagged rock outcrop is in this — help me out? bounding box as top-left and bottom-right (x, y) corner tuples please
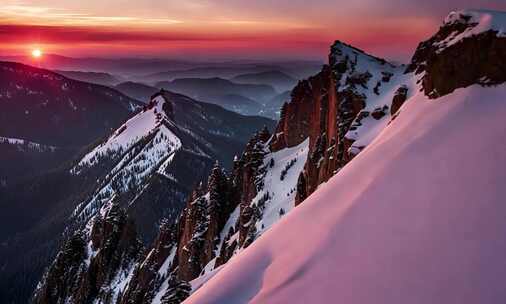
(172, 127), (272, 282)
(176, 162), (235, 281)
(34, 201), (142, 304)
(391, 85), (409, 115)
(285, 41), (404, 204)
(407, 10), (506, 98)
(117, 219), (178, 304)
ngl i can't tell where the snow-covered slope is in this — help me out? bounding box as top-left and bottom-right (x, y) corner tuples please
(109, 131), (310, 304)
(69, 90), (275, 239)
(185, 10), (506, 304)
(186, 83), (506, 304)
(71, 95), (181, 222)
(73, 95), (180, 171)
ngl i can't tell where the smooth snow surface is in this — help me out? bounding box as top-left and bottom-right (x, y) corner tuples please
(185, 84), (506, 304)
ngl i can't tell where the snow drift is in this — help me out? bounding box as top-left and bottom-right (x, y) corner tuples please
(186, 83), (506, 304)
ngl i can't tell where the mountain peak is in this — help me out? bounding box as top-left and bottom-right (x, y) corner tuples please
(444, 9), (506, 31)
(437, 9), (506, 51)
(407, 9), (506, 98)
(330, 40), (396, 71)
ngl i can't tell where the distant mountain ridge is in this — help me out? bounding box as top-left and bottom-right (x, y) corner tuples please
(156, 77), (279, 117)
(231, 70), (297, 91)
(0, 54), (323, 80)
(115, 81), (160, 103)
(0, 61), (142, 147)
(54, 70), (123, 86)
(156, 77), (277, 101)
(142, 62), (321, 84)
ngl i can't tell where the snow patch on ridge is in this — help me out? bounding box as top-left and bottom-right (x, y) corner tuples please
(251, 138), (309, 234)
(435, 9), (506, 52)
(0, 136), (57, 152)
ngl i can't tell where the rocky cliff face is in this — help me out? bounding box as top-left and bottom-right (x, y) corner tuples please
(407, 10), (506, 98)
(34, 201), (143, 304)
(273, 41), (408, 204)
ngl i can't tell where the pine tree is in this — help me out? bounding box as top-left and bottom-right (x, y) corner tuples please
(207, 161), (228, 211)
(279, 102), (289, 123)
(258, 125), (271, 143)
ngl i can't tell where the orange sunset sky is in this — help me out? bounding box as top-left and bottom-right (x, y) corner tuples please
(1, 0), (505, 61)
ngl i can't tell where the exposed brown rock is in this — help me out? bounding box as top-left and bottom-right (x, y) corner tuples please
(117, 219), (178, 304)
(407, 13), (506, 98)
(34, 202), (142, 304)
(391, 85), (409, 115)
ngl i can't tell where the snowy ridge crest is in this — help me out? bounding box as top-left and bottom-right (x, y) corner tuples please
(70, 94), (182, 222)
(435, 9), (506, 51)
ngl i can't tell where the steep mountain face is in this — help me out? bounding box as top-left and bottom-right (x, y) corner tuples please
(0, 78), (272, 303)
(31, 90), (274, 304)
(188, 85), (506, 304)
(34, 9), (506, 304)
(0, 61), (141, 147)
(70, 90), (275, 243)
(183, 9), (506, 304)
(272, 41), (410, 205)
(32, 20), (411, 304)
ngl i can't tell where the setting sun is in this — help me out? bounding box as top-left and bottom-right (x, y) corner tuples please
(32, 49), (42, 58)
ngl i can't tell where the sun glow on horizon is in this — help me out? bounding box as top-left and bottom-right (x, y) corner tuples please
(32, 48), (42, 58)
